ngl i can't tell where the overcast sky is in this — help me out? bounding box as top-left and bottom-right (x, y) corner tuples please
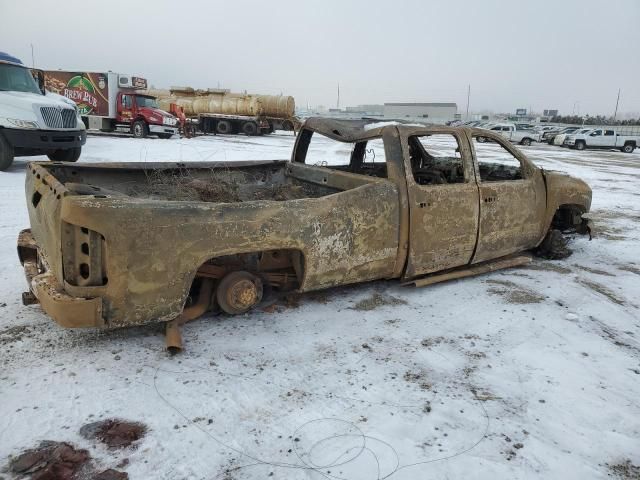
(2, 0), (639, 116)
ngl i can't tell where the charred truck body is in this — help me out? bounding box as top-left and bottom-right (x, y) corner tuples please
(18, 118), (592, 338)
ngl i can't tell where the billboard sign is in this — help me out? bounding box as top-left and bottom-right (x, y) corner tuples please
(515, 108), (527, 116)
(543, 109), (558, 117)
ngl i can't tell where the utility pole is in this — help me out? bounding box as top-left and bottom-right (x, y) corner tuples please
(30, 44), (35, 67)
(613, 88), (621, 121)
(465, 84), (470, 120)
(337, 83), (340, 110)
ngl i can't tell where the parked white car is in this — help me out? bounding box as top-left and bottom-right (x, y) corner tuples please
(554, 128), (592, 146)
(477, 123), (541, 146)
(565, 128), (640, 153)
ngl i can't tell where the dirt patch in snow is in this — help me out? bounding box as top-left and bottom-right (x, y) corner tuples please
(573, 264), (615, 276)
(420, 336), (455, 348)
(523, 262), (573, 274)
(617, 263), (640, 275)
(590, 220), (630, 241)
(0, 325), (35, 345)
(578, 279), (625, 305)
(607, 459), (640, 479)
(79, 419), (147, 449)
(403, 370), (432, 390)
(7, 440), (128, 480)
(592, 209), (640, 223)
(486, 280), (545, 304)
(352, 292), (407, 311)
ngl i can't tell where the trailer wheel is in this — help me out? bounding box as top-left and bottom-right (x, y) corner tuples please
(132, 120), (148, 138)
(0, 135), (14, 171)
(47, 147), (81, 162)
(241, 121), (258, 136)
(476, 136), (486, 143)
(216, 120), (233, 135)
(622, 143), (635, 153)
(216, 271), (263, 315)
(520, 137), (532, 146)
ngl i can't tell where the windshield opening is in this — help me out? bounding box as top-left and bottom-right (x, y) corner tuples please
(0, 63), (41, 94)
(135, 95), (159, 108)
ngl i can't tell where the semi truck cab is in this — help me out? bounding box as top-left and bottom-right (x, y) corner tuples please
(117, 92), (178, 138)
(0, 51), (86, 171)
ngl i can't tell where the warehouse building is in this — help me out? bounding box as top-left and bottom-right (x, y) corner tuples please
(383, 102), (457, 123)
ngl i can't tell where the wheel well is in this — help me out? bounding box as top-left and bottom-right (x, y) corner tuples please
(624, 140), (636, 147)
(552, 204), (585, 230)
(191, 249), (304, 294)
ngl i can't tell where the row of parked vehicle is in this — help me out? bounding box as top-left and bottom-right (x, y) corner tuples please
(447, 120), (639, 154)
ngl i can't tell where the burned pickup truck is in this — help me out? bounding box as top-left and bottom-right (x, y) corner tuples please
(18, 118), (592, 346)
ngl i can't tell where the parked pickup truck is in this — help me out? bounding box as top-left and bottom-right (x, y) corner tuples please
(565, 128), (639, 153)
(18, 118), (592, 336)
(477, 124), (541, 146)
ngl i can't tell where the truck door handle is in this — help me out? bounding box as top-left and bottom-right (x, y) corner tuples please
(418, 201), (431, 208)
(483, 196), (497, 203)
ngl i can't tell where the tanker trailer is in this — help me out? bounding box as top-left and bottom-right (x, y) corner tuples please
(143, 87), (297, 136)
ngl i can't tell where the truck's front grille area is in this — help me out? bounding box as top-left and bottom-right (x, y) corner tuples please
(40, 107), (77, 129)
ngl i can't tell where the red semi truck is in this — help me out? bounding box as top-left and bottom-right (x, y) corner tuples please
(43, 71), (179, 138)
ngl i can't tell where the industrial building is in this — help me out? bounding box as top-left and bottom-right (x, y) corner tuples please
(345, 104), (384, 115)
(383, 102), (457, 122)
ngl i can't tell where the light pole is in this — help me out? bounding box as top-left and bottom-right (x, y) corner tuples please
(465, 84), (470, 120)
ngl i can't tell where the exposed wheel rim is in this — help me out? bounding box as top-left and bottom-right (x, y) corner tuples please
(225, 279), (258, 311)
(134, 124), (142, 136)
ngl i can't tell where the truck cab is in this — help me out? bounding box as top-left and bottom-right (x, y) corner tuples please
(566, 128), (638, 153)
(117, 92), (178, 138)
(478, 123), (540, 146)
(0, 51), (86, 171)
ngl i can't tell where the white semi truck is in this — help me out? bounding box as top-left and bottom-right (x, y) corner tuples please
(0, 51), (86, 171)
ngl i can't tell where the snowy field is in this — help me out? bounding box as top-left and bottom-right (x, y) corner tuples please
(1, 132), (639, 479)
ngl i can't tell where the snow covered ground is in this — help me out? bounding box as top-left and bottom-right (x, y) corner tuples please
(1, 132), (639, 479)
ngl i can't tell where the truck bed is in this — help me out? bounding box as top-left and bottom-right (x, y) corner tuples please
(42, 160), (341, 203)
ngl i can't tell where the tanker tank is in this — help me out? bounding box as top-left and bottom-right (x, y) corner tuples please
(144, 87), (295, 119)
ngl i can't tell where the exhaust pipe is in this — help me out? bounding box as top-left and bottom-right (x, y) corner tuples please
(165, 279), (214, 353)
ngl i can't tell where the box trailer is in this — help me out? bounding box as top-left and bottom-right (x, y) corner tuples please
(43, 71), (179, 138)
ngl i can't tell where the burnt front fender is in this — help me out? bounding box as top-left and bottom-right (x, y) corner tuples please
(541, 170), (592, 240)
